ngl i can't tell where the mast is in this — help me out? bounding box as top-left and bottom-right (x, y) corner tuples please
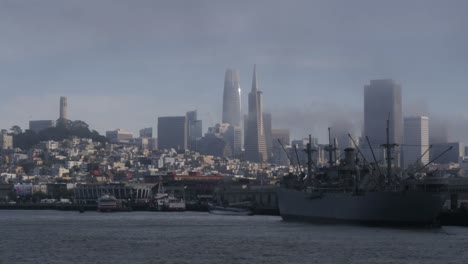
(306, 134), (313, 178)
(293, 145), (302, 172)
(386, 118), (391, 181)
(381, 114), (398, 184)
(328, 127), (333, 167)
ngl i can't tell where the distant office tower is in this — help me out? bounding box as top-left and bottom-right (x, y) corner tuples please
(362, 79), (403, 166)
(139, 127), (153, 138)
(200, 123), (242, 158)
(271, 129), (290, 165)
(429, 119), (449, 145)
(222, 69), (241, 127)
(106, 129), (133, 144)
(199, 123), (234, 158)
(244, 65), (268, 163)
(232, 126), (242, 157)
(158, 116), (187, 151)
(186, 110), (202, 151)
(29, 120), (56, 133)
(263, 112), (273, 161)
(59, 96), (68, 120)
(403, 116), (429, 168)
(430, 142), (465, 164)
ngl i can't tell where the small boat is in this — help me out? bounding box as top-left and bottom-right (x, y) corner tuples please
(97, 194), (119, 212)
(152, 177), (186, 211)
(208, 203), (254, 216)
(166, 195), (186, 211)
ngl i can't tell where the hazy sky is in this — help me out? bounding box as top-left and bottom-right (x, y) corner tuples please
(1, 0), (468, 142)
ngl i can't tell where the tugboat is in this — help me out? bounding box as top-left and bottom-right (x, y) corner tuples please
(97, 194), (119, 212)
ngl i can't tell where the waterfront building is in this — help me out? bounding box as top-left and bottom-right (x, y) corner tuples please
(222, 69), (242, 127)
(362, 79), (403, 167)
(106, 129), (134, 144)
(158, 116), (187, 151)
(403, 116), (429, 168)
(29, 120), (56, 133)
(244, 65), (268, 163)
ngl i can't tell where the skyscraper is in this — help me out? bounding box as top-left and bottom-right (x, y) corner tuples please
(59, 96), (68, 120)
(362, 79), (403, 166)
(186, 110), (202, 151)
(363, 79), (403, 145)
(403, 116), (429, 168)
(222, 69), (241, 127)
(244, 65), (267, 163)
(158, 116), (187, 151)
(263, 112), (273, 161)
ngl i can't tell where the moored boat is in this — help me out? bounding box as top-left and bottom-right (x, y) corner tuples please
(277, 128), (447, 227)
(97, 194), (118, 212)
(277, 187), (445, 225)
(208, 203), (254, 216)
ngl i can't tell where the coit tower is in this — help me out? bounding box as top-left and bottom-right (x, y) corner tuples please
(60, 96), (68, 120)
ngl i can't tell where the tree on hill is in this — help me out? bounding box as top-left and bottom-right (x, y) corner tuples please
(12, 120), (108, 150)
(10, 125), (22, 135)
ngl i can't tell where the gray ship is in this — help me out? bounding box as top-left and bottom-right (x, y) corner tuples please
(277, 127), (447, 226)
(277, 187), (445, 225)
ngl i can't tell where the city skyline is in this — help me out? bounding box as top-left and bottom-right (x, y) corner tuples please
(1, 1), (468, 143)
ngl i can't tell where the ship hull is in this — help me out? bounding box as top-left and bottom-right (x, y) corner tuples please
(277, 187), (446, 226)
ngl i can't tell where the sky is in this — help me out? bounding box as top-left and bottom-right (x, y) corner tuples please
(1, 0), (468, 143)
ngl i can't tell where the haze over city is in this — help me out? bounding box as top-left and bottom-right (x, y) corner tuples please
(1, 0), (468, 142)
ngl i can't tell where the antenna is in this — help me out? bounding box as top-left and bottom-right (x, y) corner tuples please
(327, 127), (334, 167)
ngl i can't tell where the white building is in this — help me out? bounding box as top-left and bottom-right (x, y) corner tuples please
(0, 133), (13, 150)
(403, 116), (429, 168)
(106, 129), (134, 144)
